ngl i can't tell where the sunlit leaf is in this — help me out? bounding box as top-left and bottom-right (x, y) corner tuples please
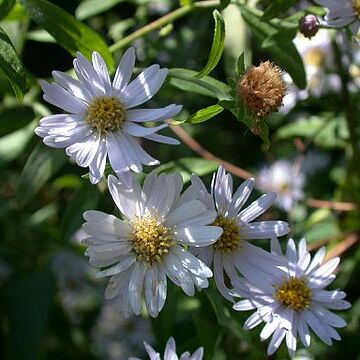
(196, 10), (225, 78)
(19, 0), (114, 70)
(17, 142), (67, 208)
(169, 68), (231, 100)
(262, 0), (297, 21)
(75, 0), (126, 20)
(0, 0), (15, 20)
(0, 26), (26, 101)
(187, 104), (224, 124)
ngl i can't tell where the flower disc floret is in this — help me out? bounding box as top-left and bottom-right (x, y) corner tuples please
(212, 215), (240, 253)
(86, 96), (126, 134)
(130, 216), (175, 264)
(276, 277), (312, 311)
(353, 0), (360, 19)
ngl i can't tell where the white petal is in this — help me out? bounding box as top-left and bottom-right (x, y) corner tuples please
(108, 174), (144, 219)
(267, 327), (286, 356)
(164, 337), (177, 359)
(113, 47), (136, 91)
(171, 246), (212, 278)
(165, 200), (207, 227)
(174, 226), (222, 247)
(96, 255), (136, 278)
(143, 132), (180, 145)
(127, 104), (182, 123)
(238, 192), (277, 223)
(124, 122), (168, 137)
(122, 66), (168, 108)
(164, 253), (195, 296)
(40, 80), (87, 114)
(92, 51), (112, 93)
(271, 237), (283, 256)
(233, 299), (257, 311)
(303, 310), (333, 345)
(227, 177), (255, 216)
(306, 247), (326, 274)
(89, 138), (107, 184)
(260, 316), (281, 340)
(73, 52), (105, 96)
(52, 70), (93, 103)
(129, 262), (146, 315)
(240, 221), (290, 239)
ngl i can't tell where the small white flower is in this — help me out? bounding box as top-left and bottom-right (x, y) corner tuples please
(35, 48), (182, 184)
(189, 165), (290, 301)
(130, 337), (204, 360)
(257, 160), (305, 212)
(82, 171), (222, 317)
(315, 0), (360, 36)
(233, 238), (351, 358)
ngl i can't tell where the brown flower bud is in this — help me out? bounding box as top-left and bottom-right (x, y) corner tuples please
(238, 61), (287, 117)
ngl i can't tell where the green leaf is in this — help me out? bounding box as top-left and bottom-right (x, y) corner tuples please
(235, 52), (245, 76)
(262, 0), (297, 21)
(5, 271), (55, 360)
(168, 68), (231, 100)
(187, 104), (223, 124)
(17, 142), (67, 208)
(220, 0), (230, 10)
(239, 4), (306, 89)
(0, 0), (15, 20)
(61, 182), (101, 241)
(276, 115), (348, 149)
(262, 27), (298, 48)
(0, 106), (34, 136)
(75, 0), (126, 20)
(196, 10), (225, 78)
(0, 26), (26, 101)
(156, 157), (218, 183)
(19, 0), (114, 70)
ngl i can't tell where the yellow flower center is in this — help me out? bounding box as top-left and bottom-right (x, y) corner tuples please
(212, 215), (241, 253)
(303, 48), (326, 67)
(86, 96), (126, 134)
(130, 216), (175, 264)
(279, 181), (290, 193)
(275, 277), (312, 311)
(353, 0), (360, 19)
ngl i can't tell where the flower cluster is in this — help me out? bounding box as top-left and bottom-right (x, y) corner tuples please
(35, 49), (350, 358)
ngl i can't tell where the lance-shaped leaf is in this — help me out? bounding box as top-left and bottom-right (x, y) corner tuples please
(187, 104), (224, 124)
(0, 0), (16, 20)
(19, 0), (114, 70)
(17, 142), (67, 208)
(0, 26), (26, 101)
(196, 10), (225, 78)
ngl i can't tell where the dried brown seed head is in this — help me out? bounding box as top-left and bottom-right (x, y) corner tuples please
(238, 61), (287, 117)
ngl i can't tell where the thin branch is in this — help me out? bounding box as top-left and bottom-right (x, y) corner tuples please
(325, 233), (360, 260)
(109, 1), (220, 53)
(171, 125), (357, 212)
(170, 125), (254, 179)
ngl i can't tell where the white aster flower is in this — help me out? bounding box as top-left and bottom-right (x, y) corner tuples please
(82, 171), (222, 317)
(189, 165), (290, 301)
(233, 237), (351, 358)
(315, 0), (360, 36)
(130, 337), (204, 360)
(257, 160), (305, 212)
(35, 48), (182, 184)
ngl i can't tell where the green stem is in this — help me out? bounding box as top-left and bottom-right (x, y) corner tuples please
(109, 0), (221, 53)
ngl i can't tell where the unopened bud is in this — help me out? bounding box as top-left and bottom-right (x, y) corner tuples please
(299, 14), (319, 39)
(238, 61), (287, 118)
